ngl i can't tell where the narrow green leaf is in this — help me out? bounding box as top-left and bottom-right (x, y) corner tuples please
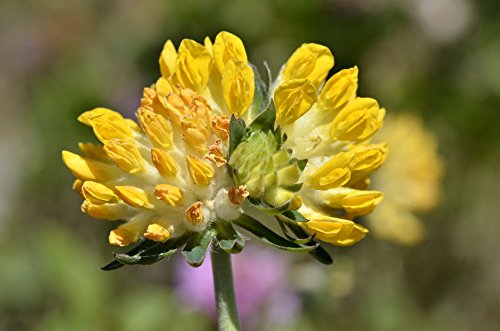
(249, 102), (276, 132)
(229, 115), (246, 156)
(249, 63), (269, 118)
(234, 214), (318, 252)
(283, 183), (303, 192)
(281, 210), (308, 222)
(214, 221), (245, 253)
(248, 197), (291, 215)
(290, 158), (308, 171)
(182, 229), (216, 267)
(276, 219), (315, 245)
(285, 222), (333, 264)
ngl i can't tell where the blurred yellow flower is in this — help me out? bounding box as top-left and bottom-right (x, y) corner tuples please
(368, 114), (443, 245)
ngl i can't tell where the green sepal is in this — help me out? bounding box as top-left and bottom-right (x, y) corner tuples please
(229, 115), (247, 156)
(249, 63), (270, 118)
(249, 101), (276, 132)
(233, 214), (318, 252)
(273, 125), (282, 148)
(248, 197), (291, 215)
(290, 158), (308, 171)
(281, 210), (308, 222)
(276, 219), (316, 245)
(214, 220), (245, 254)
(182, 229), (216, 267)
(101, 235), (190, 271)
(283, 183), (303, 192)
(284, 221), (333, 264)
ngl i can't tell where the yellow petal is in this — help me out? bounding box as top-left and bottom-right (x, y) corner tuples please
(154, 184), (184, 207)
(274, 79), (318, 126)
(319, 187), (383, 216)
(334, 224), (369, 246)
(186, 155), (215, 186)
(104, 139), (144, 174)
(319, 66), (358, 112)
(155, 77), (174, 101)
(186, 201), (204, 226)
(300, 208), (354, 243)
(62, 150), (113, 181)
(115, 186), (152, 208)
(87, 111), (134, 144)
(181, 118), (210, 154)
(144, 223), (171, 242)
(307, 152), (353, 190)
(159, 40), (177, 78)
(330, 97), (385, 142)
(213, 31), (248, 73)
(151, 148), (177, 177)
(282, 43), (334, 87)
(81, 200), (127, 221)
(72, 179), (83, 193)
(81, 181), (118, 205)
(173, 39), (212, 93)
(221, 59), (255, 116)
(137, 108), (173, 149)
(349, 143), (388, 174)
(204, 36), (213, 54)
(77, 107), (115, 126)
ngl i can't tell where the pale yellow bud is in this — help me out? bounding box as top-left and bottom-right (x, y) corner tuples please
(274, 79), (318, 126)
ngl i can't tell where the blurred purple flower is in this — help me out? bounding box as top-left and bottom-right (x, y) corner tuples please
(174, 244), (301, 328)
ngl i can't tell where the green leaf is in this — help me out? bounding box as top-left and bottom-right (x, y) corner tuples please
(101, 235), (190, 271)
(249, 101), (276, 132)
(285, 222), (333, 264)
(281, 210), (308, 222)
(229, 115), (246, 156)
(290, 158), (308, 171)
(214, 221), (245, 253)
(276, 219), (316, 245)
(283, 183), (303, 192)
(233, 214), (318, 252)
(248, 197), (291, 215)
(249, 63), (269, 118)
(182, 229), (216, 267)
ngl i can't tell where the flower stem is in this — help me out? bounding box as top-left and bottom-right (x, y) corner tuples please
(211, 244), (241, 331)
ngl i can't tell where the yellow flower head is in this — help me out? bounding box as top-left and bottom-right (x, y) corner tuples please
(62, 31), (389, 268)
(367, 114), (443, 245)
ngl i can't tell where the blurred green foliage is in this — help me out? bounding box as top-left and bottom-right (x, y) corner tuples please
(1, 0), (500, 330)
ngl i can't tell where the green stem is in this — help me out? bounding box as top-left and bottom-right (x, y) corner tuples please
(211, 244), (241, 331)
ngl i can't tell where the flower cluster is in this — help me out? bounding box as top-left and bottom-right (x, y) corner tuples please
(62, 31), (388, 268)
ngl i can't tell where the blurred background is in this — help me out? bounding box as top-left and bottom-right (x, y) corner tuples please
(1, 0), (500, 330)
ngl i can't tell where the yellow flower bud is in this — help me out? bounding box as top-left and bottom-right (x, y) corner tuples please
(330, 97), (385, 142)
(299, 207), (368, 246)
(349, 143), (388, 174)
(154, 184), (184, 207)
(186, 201), (204, 226)
(81, 110), (134, 144)
(181, 118), (210, 154)
(151, 148), (177, 177)
(173, 39), (212, 93)
(319, 187), (383, 216)
(213, 31), (248, 73)
(159, 39), (177, 78)
(62, 151), (113, 181)
(81, 200), (127, 221)
(137, 108), (173, 149)
(144, 223), (171, 242)
(319, 66), (358, 112)
(81, 181), (118, 205)
(282, 43), (334, 87)
(186, 155), (215, 186)
(307, 152), (353, 190)
(274, 79), (318, 126)
(222, 59), (255, 116)
(115, 186), (152, 208)
(77, 107), (115, 126)
(109, 227), (137, 247)
(104, 139), (144, 174)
